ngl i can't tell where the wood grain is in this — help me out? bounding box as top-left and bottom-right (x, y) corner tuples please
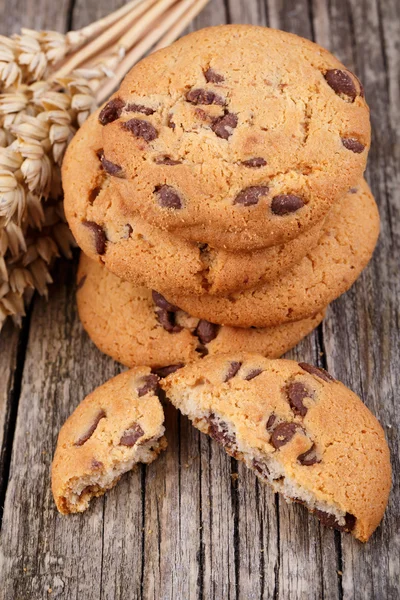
(0, 0), (399, 598)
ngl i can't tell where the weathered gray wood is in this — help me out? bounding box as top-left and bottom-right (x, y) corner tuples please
(0, 0), (399, 598)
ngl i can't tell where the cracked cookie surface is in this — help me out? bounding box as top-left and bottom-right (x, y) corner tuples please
(98, 24), (369, 251)
(160, 353), (391, 542)
(63, 111), (323, 296)
(163, 180), (379, 328)
(52, 368), (166, 514)
(76, 253), (325, 369)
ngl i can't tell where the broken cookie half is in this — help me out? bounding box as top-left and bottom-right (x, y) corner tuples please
(160, 352), (391, 542)
(52, 368), (166, 514)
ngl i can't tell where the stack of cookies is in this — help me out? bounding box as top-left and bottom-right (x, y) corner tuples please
(63, 25), (378, 373)
(56, 25), (391, 540)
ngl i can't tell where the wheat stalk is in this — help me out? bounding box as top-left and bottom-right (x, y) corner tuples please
(0, 0), (208, 332)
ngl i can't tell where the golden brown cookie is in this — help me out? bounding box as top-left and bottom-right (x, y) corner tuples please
(52, 368), (166, 514)
(99, 24), (369, 251)
(77, 253), (325, 370)
(164, 180), (379, 328)
(63, 111), (323, 296)
(160, 353), (391, 542)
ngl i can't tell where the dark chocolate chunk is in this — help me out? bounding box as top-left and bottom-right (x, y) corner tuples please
(204, 68), (224, 83)
(156, 308), (183, 333)
(152, 290), (179, 312)
(120, 423), (145, 446)
(341, 137), (365, 153)
(244, 368), (263, 381)
(298, 443), (321, 466)
(137, 374), (159, 397)
(82, 220), (107, 255)
(299, 363), (335, 383)
(167, 114), (176, 129)
(252, 459), (270, 479)
(224, 361), (242, 382)
(212, 112), (238, 139)
(195, 320), (219, 345)
(266, 413), (277, 433)
(75, 410), (106, 446)
(155, 156), (181, 165)
(324, 69), (357, 101)
(186, 88), (225, 106)
(286, 381), (314, 417)
(152, 364), (185, 378)
(207, 413), (236, 450)
(121, 118), (158, 141)
(125, 103), (155, 115)
(234, 185), (269, 206)
(314, 509), (356, 532)
(271, 194), (305, 215)
(270, 422), (303, 449)
(99, 98), (125, 125)
(154, 184), (183, 209)
(100, 155), (124, 177)
(242, 157), (267, 168)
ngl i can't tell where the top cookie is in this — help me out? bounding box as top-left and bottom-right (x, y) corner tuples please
(99, 24), (370, 250)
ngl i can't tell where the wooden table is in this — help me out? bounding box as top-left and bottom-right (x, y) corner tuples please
(0, 0), (399, 598)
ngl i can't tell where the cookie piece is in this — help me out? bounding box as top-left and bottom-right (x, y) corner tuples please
(99, 24), (369, 251)
(63, 112), (323, 296)
(52, 368), (166, 514)
(164, 180), (379, 328)
(77, 253), (325, 368)
(160, 353), (391, 542)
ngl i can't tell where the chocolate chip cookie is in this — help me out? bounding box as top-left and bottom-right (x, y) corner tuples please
(77, 253), (325, 370)
(98, 24), (369, 251)
(63, 111), (323, 296)
(163, 180), (379, 328)
(160, 353), (391, 542)
(52, 368), (166, 514)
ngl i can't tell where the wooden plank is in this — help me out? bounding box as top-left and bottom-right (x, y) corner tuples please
(313, 0), (400, 598)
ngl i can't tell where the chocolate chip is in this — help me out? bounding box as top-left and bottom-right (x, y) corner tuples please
(207, 414), (236, 450)
(154, 185), (182, 209)
(125, 103), (155, 115)
(155, 156), (181, 165)
(244, 368), (263, 381)
(167, 114), (176, 129)
(91, 459), (103, 469)
(125, 224), (133, 238)
(156, 308), (183, 333)
(324, 69), (357, 101)
(89, 186), (102, 204)
(137, 374), (159, 397)
(186, 88), (225, 105)
(99, 98), (125, 125)
(195, 345), (209, 357)
(349, 187), (358, 193)
(271, 194), (305, 215)
(299, 363), (335, 383)
(204, 68), (224, 83)
(252, 459), (270, 479)
(298, 443), (321, 466)
(120, 423), (145, 447)
(314, 509), (356, 532)
(195, 320), (219, 344)
(242, 157), (267, 168)
(100, 155), (124, 177)
(75, 410), (106, 446)
(121, 118), (157, 141)
(152, 290), (179, 312)
(270, 422), (303, 449)
(212, 112), (238, 139)
(224, 361), (242, 382)
(341, 137), (365, 153)
(76, 275), (87, 291)
(266, 413), (277, 433)
(286, 381), (314, 417)
(234, 186), (269, 206)
(152, 364), (184, 378)
(82, 221), (107, 255)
